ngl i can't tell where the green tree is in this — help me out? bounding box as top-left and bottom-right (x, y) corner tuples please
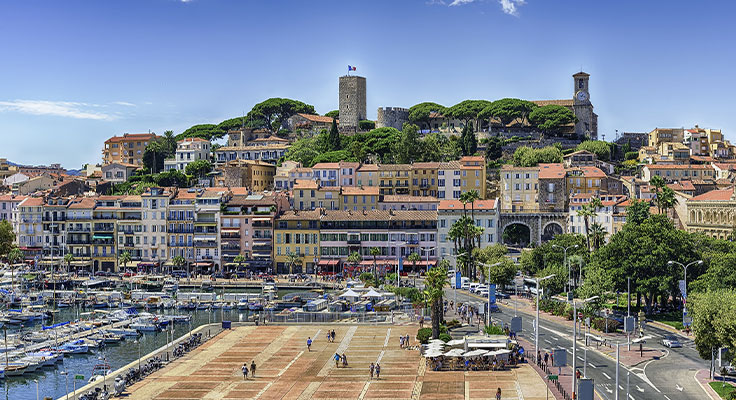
(656, 186), (679, 215)
(396, 123), (421, 163)
(512, 146), (563, 167)
(626, 198), (651, 225)
(528, 105), (577, 136)
(477, 98), (538, 127)
(576, 140), (612, 161)
(589, 222), (607, 251)
(7, 247), (22, 291)
(324, 110), (339, 119)
(485, 136), (503, 160)
(0, 220), (14, 258)
(185, 159), (213, 179)
(246, 98), (315, 132)
(624, 151), (639, 161)
(459, 123), (477, 156)
(446, 100), (492, 126)
(327, 118), (340, 152)
(358, 120), (375, 131)
(63, 253), (75, 274)
(423, 262), (448, 339)
(419, 132), (461, 162)
(690, 289), (736, 360)
(172, 255), (187, 277)
(408, 102), (446, 131)
(476, 245), (516, 286)
(347, 251), (362, 277)
(143, 138), (171, 173)
(118, 251), (132, 271)
(408, 252), (421, 274)
(519, 234), (586, 275)
(162, 130), (178, 155)
(286, 251), (301, 274)
(233, 254), (247, 274)
(176, 124), (226, 141)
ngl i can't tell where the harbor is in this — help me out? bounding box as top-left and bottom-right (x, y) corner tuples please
(0, 271), (409, 400)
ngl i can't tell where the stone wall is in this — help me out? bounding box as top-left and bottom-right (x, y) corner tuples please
(376, 107), (409, 130)
(339, 75), (366, 133)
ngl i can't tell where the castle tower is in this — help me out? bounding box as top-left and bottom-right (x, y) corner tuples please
(339, 75), (366, 133)
(572, 72), (597, 140)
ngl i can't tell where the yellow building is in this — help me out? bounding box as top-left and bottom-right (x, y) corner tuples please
(356, 164), (379, 187)
(274, 210), (321, 274)
(92, 196), (120, 272)
(647, 128), (684, 149)
(410, 162), (439, 197)
(378, 165), (411, 196)
(293, 180), (340, 211)
(500, 165), (539, 211)
(566, 166), (607, 194)
(340, 186), (379, 211)
(459, 156), (487, 199)
(102, 133), (158, 166)
(686, 187), (736, 239)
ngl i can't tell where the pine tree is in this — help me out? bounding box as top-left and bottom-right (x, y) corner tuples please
(460, 124), (477, 156)
(328, 118), (340, 151)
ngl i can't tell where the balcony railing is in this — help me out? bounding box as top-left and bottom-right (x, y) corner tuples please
(194, 240), (218, 247)
(68, 239), (91, 245)
(221, 234), (241, 239)
(169, 228), (193, 233)
(347, 238), (361, 244)
(67, 227), (91, 232)
(43, 216), (66, 222)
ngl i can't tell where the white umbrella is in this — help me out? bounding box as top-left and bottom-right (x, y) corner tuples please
(361, 288), (383, 298)
(444, 348), (465, 357)
(424, 350), (444, 357)
(463, 349), (487, 357)
(445, 339), (465, 347)
(428, 339), (445, 345)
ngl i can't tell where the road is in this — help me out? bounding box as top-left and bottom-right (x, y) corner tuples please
(446, 288), (710, 400)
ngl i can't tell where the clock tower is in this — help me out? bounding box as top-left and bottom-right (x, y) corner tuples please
(572, 71), (597, 140)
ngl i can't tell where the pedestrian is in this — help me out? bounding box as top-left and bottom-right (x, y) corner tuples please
(327, 331), (331, 343)
(375, 363), (381, 379)
(342, 353), (348, 367)
(537, 350), (541, 366)
(331, 330), (336, 342)
(419, 315), (424, 328)
(544, 352), (549, 368)
(334, 352), (341, 367)
(369, 363), (375, 379)
(242, 363), (248, 379)
(307, 337), (312, 351)
(250, 360), (256, 378)
(496, 387), (502, 400)
(399, 336), (404, 348)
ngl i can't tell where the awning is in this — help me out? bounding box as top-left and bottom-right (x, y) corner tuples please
(137, 262), (160, 267)
(92, 234), (113, 240)
(318, 259), (340, 266)
(253, 217), (271, 222)
(194, 262), (214, 267)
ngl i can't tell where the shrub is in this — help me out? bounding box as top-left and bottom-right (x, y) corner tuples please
(446, 319), (461, 329)
(484, 324), (505, 335)
(625, 151), (639, 161)
(439, 333), (452, 343)
(416, 328), (432, 344)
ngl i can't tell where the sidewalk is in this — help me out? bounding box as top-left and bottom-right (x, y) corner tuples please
(695, 369), (731, 400)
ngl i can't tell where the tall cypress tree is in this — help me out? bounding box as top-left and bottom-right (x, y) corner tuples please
(328, 118), (340, 151)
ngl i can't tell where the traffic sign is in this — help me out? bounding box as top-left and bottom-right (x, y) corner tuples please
(547, 374), (558, 381)
(578, 312), (583, 320)
(75, 374), (85, 380)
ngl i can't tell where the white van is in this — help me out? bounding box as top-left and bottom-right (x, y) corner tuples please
(469, 283), (481, 293)
(460, 277), (471, 290)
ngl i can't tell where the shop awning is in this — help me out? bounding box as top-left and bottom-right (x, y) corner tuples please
(92, 234), (113, 240)
(137, 262), (159, 267)
(194, 262), (214, 267)
(318, 259), (340, 266)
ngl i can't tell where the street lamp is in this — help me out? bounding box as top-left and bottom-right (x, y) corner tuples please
(134, 339), (141, 373)
(445, 252), (468, 310)
(533, 274), (555, 365)
(34, 379), (39, 400)
(571, 295), (599, 400)
(552, 244), (578, 292)
(60, 370), (69, 400)
(667, 260), (702, 328)
(479, 262), (502, 328)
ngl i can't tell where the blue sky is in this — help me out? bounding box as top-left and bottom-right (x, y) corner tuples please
(1, 0), (734, 168)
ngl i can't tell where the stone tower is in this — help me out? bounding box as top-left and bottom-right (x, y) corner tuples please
(339, 75), (366, 133)
(376, 107), (409, 130)
(572, 72), (598, 140)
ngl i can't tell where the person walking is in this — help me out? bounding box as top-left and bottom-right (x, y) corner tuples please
(250, 360), (256, 378)
(307, 337), (312, 351)
(496, 388), (502, 400)
(334, 352), (341, 367)
(369, 363), (375, 379)
(331, 330), (336, 342)
(544, 352), (549, 368)
(327, 331), (332, 343)
(341, 353), (348, 367)
(375, 363), (381, 379)
(241, 363), (248, 380)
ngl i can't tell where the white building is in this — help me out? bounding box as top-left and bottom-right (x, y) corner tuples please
(164, 138), (211, 172)
(438, 161), (462, 200)
(567, 194), (628, 240)
(140, 187), (174, 266)
(437, 199), (499, 267)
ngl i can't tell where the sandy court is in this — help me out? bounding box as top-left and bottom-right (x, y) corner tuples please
(124, 325), (551, 400)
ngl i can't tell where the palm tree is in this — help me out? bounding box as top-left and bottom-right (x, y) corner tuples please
(172, 255), (187, 281)
(370, 247), (381, 287)
(162, 130), (177, 155)
(7, 247), (22, 294)
(423, 262), (448, 339)
(408, 252), (421, 276)
(347, 251), (361, 279)
(63, 253), (75, 275)
(233, 254), (246, 276)
(286, 251), (301, 275)
(577, 204), (595, 252)
(656, 187), (679, 216)
(118, 251), (132, 274)
(589, 223), (607, 251)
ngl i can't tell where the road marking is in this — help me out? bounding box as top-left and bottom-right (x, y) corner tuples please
(383, 328), (391, 347)
(619, 385), (624, 390)
(540, 325), (569, 338)
(636, 385), (644, 392)
(578, 356), (585, 362)
(278, 351), (304, 376)
(376, 350), (385, 363)
(605, 386), (613, 393)
(602, 372), (611, 380)
(628, 395), (635, 400)
(676, 384), (683, 391)
(515, 380), (524, 400)
(590, 363), (597, 369)
(253, 382), (273, 399)
(544, 339), (552, 344)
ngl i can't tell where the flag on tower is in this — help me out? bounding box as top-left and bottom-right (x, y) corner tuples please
(348, 65), (356, 71)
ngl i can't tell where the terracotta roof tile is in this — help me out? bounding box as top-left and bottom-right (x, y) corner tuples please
(320, 209), (436, 222)
(381, 195), (439, 203)
(296, 113), (337, 124)
(438, 199), (496, 210)
(689, 188), (734, 201)
(539, 163), (566, 179)
(341, 186), (379, 195)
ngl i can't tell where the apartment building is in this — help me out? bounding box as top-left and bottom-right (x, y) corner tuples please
(438, 161), (462, 200)
(164, 137), (211, 172)
(685, 187), (736, 239)
(218, 160), (276, 191)
(215, 144), (288, 165)
(66, 197), (94, 269)
(0, 194), (25, 223)
(193, 188), (229, 273)
(500, 165), (539, 212)
(437, 199), (499, 266)
(16, 197), (45, 261)
(318, 209), (438, 274)
(379, 165), (411, 196)
(379, 195), (439, 211)
(140, 187), (173, 265)
(566, 166), (607, 195)
(411, 162), (439, 197)
(103, 133), (157, 166)
(648, 128), (684, 148)
(459, 156), (487, 199)
(641, 164), (716, 182)
(91, 196), (119, 272)
(340, 186), (379, 211)
(0, 158), (19, 180)
(274, 210), (321, 274)
(356, 164), (379, 187)
(116, 196), (144, 266)
(167, 190), (196, 264)
(567, 194), (628, 239)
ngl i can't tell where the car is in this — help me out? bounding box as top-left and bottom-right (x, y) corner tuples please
(477, 289), (489, 297)
(661, 335), (682, 348)
(723, 365), (736, 376)
(469, 283), (481, 293)
(496, 292), (510, 299)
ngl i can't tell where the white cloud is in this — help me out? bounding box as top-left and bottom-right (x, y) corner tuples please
(499, 0), (525, 16)
(112, 101), (137, 107)
(449, 0), (475, 5)
(0, 100), (115, 120)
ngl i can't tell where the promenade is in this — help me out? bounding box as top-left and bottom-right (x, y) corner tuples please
(123, 324), (552, 400)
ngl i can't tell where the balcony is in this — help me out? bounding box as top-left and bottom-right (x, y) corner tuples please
(92, 239), (115, 245)
(419, 182), (430, 188)
(94, 224), (115, 232)
(68, 239), (91, 245)
(43, 216), (66, 222)
(221, 244), (240, 251)
(252, 222), (272, 228)
(94, 215), (117, 220)
(221, 233), (241, 239)
(194, 227), (218, 234)
(67, 215), (91, 221)
(169, 228), (193, 233)
(119, 215), (142, 221)
(407, 238), (420, 245)
(67, 226), (91, 232)
(194, 240), (218, 247)
(169, 242), (193, 247)
(92, 252), (116, 258)
(347, 238), (361, 244)
(253, 244), (272, 252)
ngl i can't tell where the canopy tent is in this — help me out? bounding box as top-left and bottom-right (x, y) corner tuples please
(338, 289), (361, 301)
(361, 289), (383, 299)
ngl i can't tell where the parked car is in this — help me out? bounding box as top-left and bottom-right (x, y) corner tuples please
(496, 292), (511, 299)
(722, 365), (736, 376)
(469, 283), (481, 293)
(661, 335), (682, 348)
